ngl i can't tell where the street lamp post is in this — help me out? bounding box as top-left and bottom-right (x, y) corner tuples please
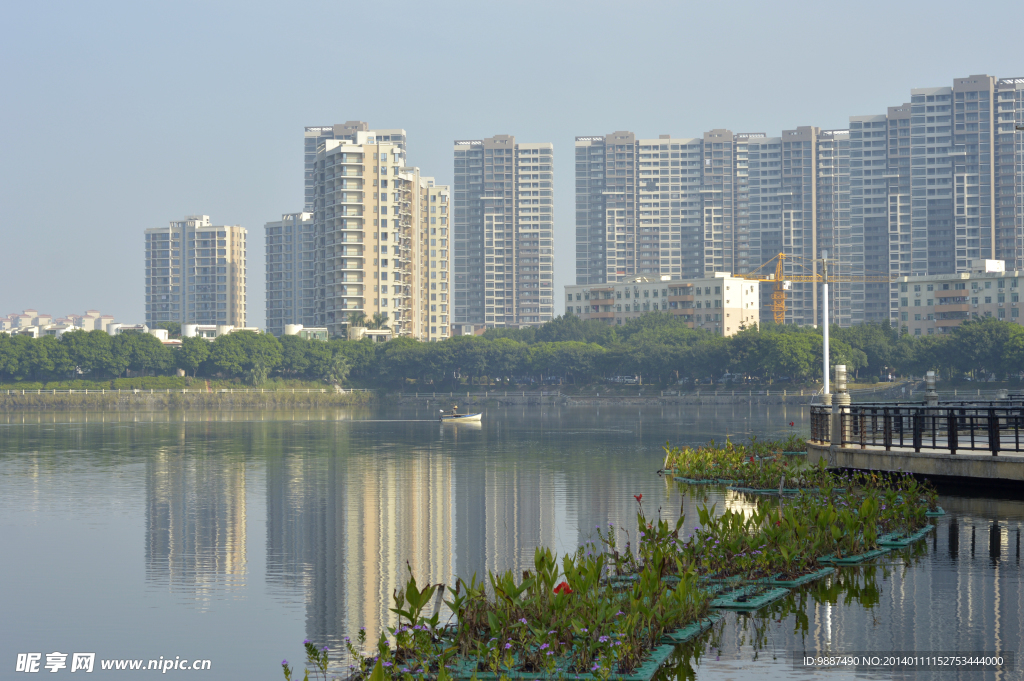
(821, 250), (831, 406)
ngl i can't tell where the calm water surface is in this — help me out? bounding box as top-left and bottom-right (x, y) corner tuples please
(0, 404), (1020, 680)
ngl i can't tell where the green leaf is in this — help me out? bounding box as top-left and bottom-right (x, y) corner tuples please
(367, 658), (385, 681)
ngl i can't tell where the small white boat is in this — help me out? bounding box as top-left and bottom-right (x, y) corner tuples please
(439, 408), (482, 422)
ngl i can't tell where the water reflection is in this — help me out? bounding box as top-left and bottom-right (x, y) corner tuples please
(145, 445), (248, 598)
(1, 406), (1020, 681)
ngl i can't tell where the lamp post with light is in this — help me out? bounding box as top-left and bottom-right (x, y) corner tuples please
(821, 250), (831, 407)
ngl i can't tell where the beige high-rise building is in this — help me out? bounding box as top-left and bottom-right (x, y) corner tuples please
(311, 131), (449, 340)
(145, 215), (247, 327)
(452, 135), (555, 329)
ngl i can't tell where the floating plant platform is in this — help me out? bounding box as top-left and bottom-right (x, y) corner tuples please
(709, 585), (791, 611)
(767, 567), (836, 587)
(878, 525), (935, 547)
(817, 548), (891, 565)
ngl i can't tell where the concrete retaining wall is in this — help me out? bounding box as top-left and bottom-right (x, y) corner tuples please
(808, 442), (1024, 484)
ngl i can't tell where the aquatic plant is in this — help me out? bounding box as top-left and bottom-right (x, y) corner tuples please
(309, 537), (712, 680)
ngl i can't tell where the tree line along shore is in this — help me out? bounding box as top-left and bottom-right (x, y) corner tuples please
(2, 313), (1023, 394)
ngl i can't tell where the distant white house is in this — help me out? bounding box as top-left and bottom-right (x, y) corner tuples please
(284, 324), (329, 341)
(347, 327), (393, 343)
(107, 323), (149, 336)
(182, 324), (262, 341)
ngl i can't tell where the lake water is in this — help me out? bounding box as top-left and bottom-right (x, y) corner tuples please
(0, 405), (1020, 680)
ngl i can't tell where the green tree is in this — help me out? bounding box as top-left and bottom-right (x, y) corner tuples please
(208, 333), (249, 377)
(278, 335), (311, 376)
(245, 361), (268, 386)
(304, 339), (334, 380)
(347, 311), (367, 328)
(61, 330), (112, 379)
(0, 333), (24, 381)
(322, 354), (350, 385)
(948, 317), (1023, 379)
(762, 333), (817, 381)
(155, 322), (182, 338)
(127, 333), (173, 375)
(376, 336), (423, 386)
(449, 336), (488, 384)
(176, 336), (210, 378)
(486, 338), (528, 382)
(367, 312), (391, 330)
(107, 334), (134, 378)
(332, 339), (376, 379)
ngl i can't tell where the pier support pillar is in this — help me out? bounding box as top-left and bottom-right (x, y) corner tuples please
(925, 371), (939, 407)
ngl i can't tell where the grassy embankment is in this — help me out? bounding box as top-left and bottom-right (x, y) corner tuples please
(0, 377), (375, 410)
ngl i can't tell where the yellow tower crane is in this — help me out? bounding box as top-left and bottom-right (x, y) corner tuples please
(737, 253), (896, 325)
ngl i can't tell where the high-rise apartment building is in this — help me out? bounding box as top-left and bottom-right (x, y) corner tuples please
(849, 74), (1024, 324)
(144, 215), (247, 327)
(575, 131), (763, 286)
(577, 74), (1024, 329)
(264, 212), (314, 337)
(452, 135), (554, 329)
(311, 131), (450, 340)
(304, 123), (407, 213)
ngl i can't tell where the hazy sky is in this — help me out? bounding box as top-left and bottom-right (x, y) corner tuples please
(2, 0), (1022, 328)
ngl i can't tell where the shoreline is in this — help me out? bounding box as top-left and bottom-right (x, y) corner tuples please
(0, 390), (374, 411)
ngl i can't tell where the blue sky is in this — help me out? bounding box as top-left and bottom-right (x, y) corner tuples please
(2, 0), (1022, 327)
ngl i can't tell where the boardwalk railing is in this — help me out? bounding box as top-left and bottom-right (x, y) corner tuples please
(811, 404), (1024, 455)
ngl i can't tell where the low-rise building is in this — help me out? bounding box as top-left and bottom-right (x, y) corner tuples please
(897, 260), (1022, 336)
(284, 324), (328, 341)
(564, 273), (759, 336)
(347, 327), (393, 342)
(2, 309), (116, 333)
(107, 323), (149, 335)
(181, 324), (262, 340)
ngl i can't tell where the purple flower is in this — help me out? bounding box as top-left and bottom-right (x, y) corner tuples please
(303, 639), (310, 644)
(281, 660), (288, 666)
(504, 643), (513, 650)
(383, 661), (393, 667)
(519, 618), (528, 625)
(539, 643), (549, 650)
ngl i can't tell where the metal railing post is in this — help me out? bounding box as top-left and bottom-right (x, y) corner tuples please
(883, 408), (892, 451)
(988, 408), (1000, 456)
(948, 409), (958, 455)
(912, 408), (922, 453)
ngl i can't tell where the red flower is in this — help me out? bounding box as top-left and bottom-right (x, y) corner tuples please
(789, 422), (794, 427)
(634, 494), (642, 503)
(554, 581), (573, 595)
